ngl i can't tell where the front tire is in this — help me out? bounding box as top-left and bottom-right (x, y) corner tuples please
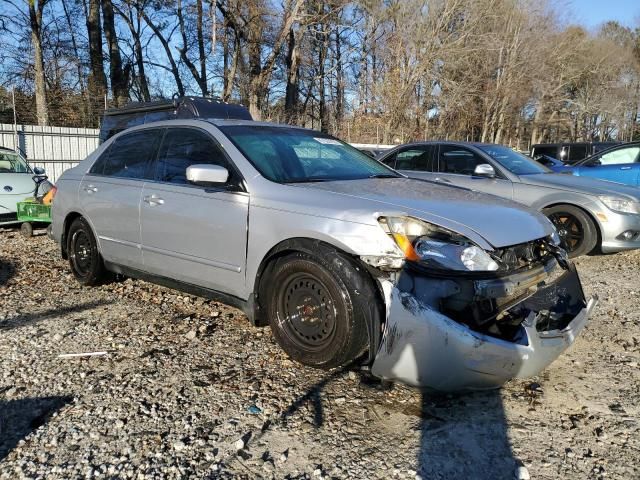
(264, 249), (376, 369)
(543, 205), (598, 258)
(67, 217), (108, 286)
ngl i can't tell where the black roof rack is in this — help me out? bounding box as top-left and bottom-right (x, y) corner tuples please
(99, 96), (252, 143)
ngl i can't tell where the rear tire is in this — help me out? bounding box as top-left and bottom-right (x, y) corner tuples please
(543, 205), (598, 258)
(264, 249), (376, 369)
(67, 217), (109, 286)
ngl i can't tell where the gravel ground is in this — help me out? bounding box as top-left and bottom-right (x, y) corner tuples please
(1, 229), (639, 480)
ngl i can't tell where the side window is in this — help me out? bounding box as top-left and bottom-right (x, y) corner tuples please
(89, 144), (112, 175)
(155, 128), (229, 184)
(380, 152), (397, 168)
(598, 146), (640, 166)
(439, 146), (485, 175)
(395, 146), (437, 172)
(568, 145), (588, 162)
(101, 129), (163, 179)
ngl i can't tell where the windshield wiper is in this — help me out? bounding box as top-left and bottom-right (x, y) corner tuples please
(283, 177), (336, 183)
(368, 173), (399, 179)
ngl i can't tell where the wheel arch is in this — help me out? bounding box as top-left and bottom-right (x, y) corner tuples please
(250, 237), (386, 365)
(60, 211), (84, 259)
(542, 202), (602, 251)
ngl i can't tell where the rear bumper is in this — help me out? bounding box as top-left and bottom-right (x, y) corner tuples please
(371, 262), (595, 391)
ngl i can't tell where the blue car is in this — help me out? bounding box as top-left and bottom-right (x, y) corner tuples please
(548, 142), (640, 187)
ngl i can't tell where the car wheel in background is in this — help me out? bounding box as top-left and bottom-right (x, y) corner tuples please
(543, 205), (598, 258)
(20, 222), (33, 238)
(264, 249), (375, 369)
(67, 217), (109, 286)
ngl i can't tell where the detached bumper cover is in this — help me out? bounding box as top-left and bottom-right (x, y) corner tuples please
(371, 264), (596, 391)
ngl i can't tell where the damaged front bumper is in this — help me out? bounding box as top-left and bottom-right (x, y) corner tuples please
(370, 259), (596, 391)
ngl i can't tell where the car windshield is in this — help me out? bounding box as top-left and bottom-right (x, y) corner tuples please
(0, 151), (31, 174)
(220, 125), (400, 183)
(478, 145), (551, 175)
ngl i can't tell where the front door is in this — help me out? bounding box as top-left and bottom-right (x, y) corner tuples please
(79, 128), (163, 268)
(435, 145), (514, 199)
(576, 145), (640, 186)
(140, 127), (249, 298)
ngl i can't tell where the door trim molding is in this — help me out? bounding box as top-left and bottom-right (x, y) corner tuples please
(141, 244), (242, 273)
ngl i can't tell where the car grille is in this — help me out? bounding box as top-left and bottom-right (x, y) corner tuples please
(0, 212), (18, 223)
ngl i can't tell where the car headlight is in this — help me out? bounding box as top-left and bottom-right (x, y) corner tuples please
(599, 196), (640, 214)
(378, 216), (500, 271)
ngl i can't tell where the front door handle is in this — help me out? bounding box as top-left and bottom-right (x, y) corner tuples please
(620, 166), (632, 170)
(434, 177), (451, 183)
(143, 194), (165, 206)
(83, 184), (98, 193)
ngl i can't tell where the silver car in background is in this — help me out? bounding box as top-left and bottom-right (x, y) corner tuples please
(379, 142), (640, 257)
(51, 120), (595, 391)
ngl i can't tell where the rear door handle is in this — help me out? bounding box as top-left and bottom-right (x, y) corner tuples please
(143, 194), (164, 206)
(620, 166), (632, 170)
(434, 177), (451, 183)
(83, 184), (97, 193)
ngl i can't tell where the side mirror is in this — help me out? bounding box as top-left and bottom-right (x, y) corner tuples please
(33, 166), (45, 175)
(186, 164), (229, 185)
(473, 164), (496, 178)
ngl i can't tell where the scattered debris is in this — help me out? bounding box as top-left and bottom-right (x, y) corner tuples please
(57, 351), (108, 359)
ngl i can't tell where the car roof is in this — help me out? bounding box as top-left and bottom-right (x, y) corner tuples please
(204, 118), (311, 131)
(386, 140), (499, 149)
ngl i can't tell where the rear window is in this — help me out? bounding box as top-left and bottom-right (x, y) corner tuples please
(531, 146), (559, 159)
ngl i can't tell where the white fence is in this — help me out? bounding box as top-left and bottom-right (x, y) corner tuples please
(0, 123), (99, 183)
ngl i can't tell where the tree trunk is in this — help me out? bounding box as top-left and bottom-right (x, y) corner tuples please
(334, 23), (344, 127)
(62, 0), (89, 123)
(222, 27), (239, 101)
(197, 0), (207, 93)
(28, 0), (49, 125)
(102, 0), (129, 106)
(86, 0), (107, 109)
(284, 27), (299, 123)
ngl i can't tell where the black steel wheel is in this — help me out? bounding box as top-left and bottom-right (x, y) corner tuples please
(543, 205), (598, 258)
(67, 217), (108, 285)
(277, 271), (338, 352)
(264, 247), (377, 369)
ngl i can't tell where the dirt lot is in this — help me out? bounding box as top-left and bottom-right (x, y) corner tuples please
(0, 229), (639, 480)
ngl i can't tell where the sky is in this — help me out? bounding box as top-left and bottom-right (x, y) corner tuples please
(572, 0), (640, 29)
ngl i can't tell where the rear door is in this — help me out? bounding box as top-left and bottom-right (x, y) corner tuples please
(434, 145), (514, 199)
(79, 128), (163, 268)
(576, 145), (640, 186)
(139, 127), (249, 297)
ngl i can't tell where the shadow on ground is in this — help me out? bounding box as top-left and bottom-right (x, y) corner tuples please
(224, 365), (516, 478)
(0, 258), (16, 287)
(0, 299), (111, 331)
(0, 396), (72, 461)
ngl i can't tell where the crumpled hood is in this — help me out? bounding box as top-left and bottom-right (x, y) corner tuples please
(302, 178), (554, 248)
(519, 173), (640, 201)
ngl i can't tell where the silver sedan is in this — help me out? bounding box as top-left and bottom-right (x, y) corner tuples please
(379, 141), (640, 257)
(50, 120), (595, 391)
